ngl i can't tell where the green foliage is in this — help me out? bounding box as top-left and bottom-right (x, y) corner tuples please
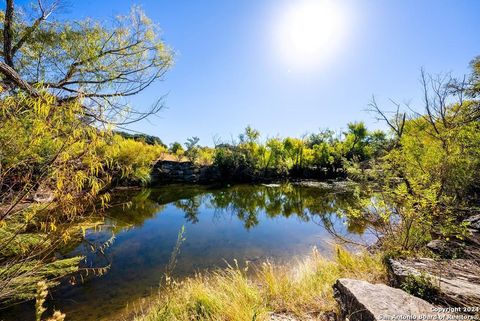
(400, 273), (439, 301)
(114, 131), (167, 148)
(0, 93), (164, 303)
(184, 136), (200, 163)
(104, 134), (165, 184)
(0, 257), (82, 303)
(212, 124), (388, 180)
(169, 142), (185, 161)
(345, 66), (480, 255)
(470, 55), (480, 96)
(197, 147), (215, 165)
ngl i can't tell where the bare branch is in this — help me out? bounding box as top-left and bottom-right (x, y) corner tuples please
(368, 95), (406, 139)
(11, 0), (59, 57)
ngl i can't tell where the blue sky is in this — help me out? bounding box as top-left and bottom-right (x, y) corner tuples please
(21, 0), (480, 145)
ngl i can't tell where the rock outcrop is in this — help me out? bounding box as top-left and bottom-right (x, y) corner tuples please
(333, 278), (451, 321)
(465, 214), (480, 230)
(427, 214), (480, 259)
(150, 160), (220, 184)
(387, 213), (480, 308)
(388, 258), (480, 307)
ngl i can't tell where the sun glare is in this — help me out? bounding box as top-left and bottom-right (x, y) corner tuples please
(274, 0), (349, 71)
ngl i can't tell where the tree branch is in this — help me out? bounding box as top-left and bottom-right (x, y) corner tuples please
(11, 0), (58, 57)
(0, 61), (39, 96)
(3, 0), (15, 67)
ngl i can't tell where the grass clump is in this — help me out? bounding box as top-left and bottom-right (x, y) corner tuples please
(400, 273), (439, 302)
(134, 247), (386, 321)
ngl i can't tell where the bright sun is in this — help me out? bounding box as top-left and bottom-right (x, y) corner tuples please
(274, 0), (349, 71)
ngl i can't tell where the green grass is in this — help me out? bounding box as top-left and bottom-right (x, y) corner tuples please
(133, 247), (386, 321)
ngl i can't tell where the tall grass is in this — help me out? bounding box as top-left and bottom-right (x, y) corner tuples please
(133, 247), (386, 321)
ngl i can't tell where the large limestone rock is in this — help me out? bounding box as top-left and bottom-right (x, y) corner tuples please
(389, 258), (480, 307)
(333, 278), (450, 321)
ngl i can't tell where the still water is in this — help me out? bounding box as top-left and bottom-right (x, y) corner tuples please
(4, 183), (371, 321)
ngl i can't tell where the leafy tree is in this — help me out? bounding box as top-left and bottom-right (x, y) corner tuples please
(114, 131), (167, 147)
(239, 126), (260, 144)
(264, 138), (288, 174)
(169, 142), (184, 154)
(350, 66), (480, 254)
(306, 129), (335, 148)
(169, 142), (185, 161)
(0, 1), (173, 125)
(312, 142), (333, 169)
(0, 0), (174, 307)
(184, 136), (200, 163)
(283, 137), (305, 168)
(342, 122), (369, 160)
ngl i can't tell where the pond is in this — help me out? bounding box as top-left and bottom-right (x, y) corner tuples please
(2, 183), (373, 321)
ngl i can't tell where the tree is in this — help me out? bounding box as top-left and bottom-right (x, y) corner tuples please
(469, 56), (480, 97)
(0, 1), (174, 307)
(306, 129), (335, 148)
(0, 1), (173, 125)
(239, 126), (260, 144)
(342, 122), (369, 160)
(184, 136), (200, 163)
(169, 142), (184, 161)
(283, 137), (305, 168)
(353, 66), (480, 254)
(115, 131), (167, 147)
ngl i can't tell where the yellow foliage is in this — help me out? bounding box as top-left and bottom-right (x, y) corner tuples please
(134, 247), (386, 321)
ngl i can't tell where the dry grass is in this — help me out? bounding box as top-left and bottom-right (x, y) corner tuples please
(133, 247), (386, 321)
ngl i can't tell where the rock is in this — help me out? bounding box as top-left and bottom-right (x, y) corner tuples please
(333, 278), (450, 321)
(151, 160), (221, 184)
(388, 258), (480, 307)
(464, 214), (480, 230)
(269, 314), (300, 321)
(293, 180), (332, 189)
(426, 239), (465, 258)
(269, 313), (327, 321)
(426, 239), (448, 252)
(32, 188), (54, 203)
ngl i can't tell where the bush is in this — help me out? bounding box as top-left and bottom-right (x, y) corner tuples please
(104, 135), (165, 184)
(0, 93), (165, 303)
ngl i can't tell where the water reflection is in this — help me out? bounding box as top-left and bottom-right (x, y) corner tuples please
(2, 183), (371, 321)
(111, 184), (369, 233)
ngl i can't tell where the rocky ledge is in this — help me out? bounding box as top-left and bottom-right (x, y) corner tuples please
(388, 258), (480, 307)
(150, 160), (220, 184)
(388, 214), (480, 307)
(333, 278), (453, 321)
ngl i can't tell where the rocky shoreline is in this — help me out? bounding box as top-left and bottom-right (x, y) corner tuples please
(331, 214), (480, 321)
(149, 160), (346, 185)
(269, 214), (480, 321)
